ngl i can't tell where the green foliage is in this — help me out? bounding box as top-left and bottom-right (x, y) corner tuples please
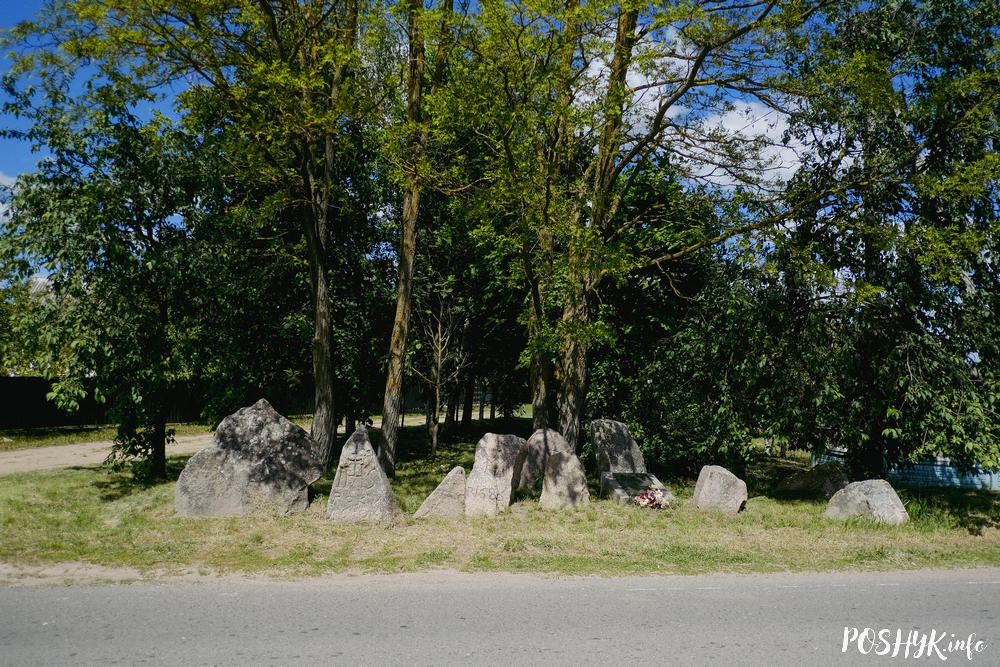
(0, 65), (210, 477)
(774, 0), (1000, 476)
(2, 0), (998, 481)
(588, 257), (762, 477)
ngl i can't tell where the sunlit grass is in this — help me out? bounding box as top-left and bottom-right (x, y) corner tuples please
(1, 422), (998, 578)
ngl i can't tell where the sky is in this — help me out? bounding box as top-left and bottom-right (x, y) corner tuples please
(1, 0), (51, 187)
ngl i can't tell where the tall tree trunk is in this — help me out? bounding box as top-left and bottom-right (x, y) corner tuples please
(461, 378), (474, 432)
(429, 383), (440, 455)
(305, 215), (338, 467)
(553, 7), (637, 450)
(523, 239), (555, 429)
(445, 386), (458, 430)
(556, 282), (589, 450)
(379, 0), (427, 476)
(530, 354), (554, 430)
(378, 0), (452, 475)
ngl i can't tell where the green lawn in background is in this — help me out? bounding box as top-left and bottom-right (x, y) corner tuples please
(0, 423), (217, 452)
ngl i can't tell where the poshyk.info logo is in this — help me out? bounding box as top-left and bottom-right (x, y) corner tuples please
(842, 627), (988, 661)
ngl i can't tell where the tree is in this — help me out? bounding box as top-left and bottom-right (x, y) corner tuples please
(409, 268), (468, 455)
(378, 0), (454, 474)
(0, 80), (207, 478)
(3, 0), (394, 467)
(448, 0), (837, 448)
(771, 0), (1000, 476)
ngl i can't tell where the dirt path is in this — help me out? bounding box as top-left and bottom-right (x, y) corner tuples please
(0, 415), (429, 476)
(0, 433), (215, 476)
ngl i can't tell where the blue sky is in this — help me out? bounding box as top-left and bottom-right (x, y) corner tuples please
(1, 0), (51, 187)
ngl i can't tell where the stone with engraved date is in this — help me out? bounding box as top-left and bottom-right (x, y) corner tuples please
(465, 433), (528, 517)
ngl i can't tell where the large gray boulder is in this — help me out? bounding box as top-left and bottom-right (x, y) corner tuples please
(590, 419), (647, 474)
(465, 433), (527, 517)
(414, 466), (467, 519)
(777, 461), (849, 500)
(175, 399), (322, 517)
(540, 452), (590, 510)
(822, 479), (909, 525)
(325, 427), (400, 523)
(692, 465), (747, 514)
(514, 428), (574, 490)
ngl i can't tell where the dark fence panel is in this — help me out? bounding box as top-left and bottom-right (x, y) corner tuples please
(0, 377), (109, 429)
(0, 377), (207, 429)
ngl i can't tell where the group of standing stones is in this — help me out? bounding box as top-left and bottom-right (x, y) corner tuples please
(416, 428), (591, 518)
(174, 402), (908, 525)
(175, 399), (399, 523)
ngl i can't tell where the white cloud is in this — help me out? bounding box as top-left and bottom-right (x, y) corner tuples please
(681, 101), (805, 190)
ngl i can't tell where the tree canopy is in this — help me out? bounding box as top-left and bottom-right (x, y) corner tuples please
(2, 0), (998, 479)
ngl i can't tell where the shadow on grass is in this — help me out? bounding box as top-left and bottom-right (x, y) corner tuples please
(744, 452), (811, 498)
(744, 452), (1000, 535)
(91, 454), (192, 502)
(898, 486), (1000, 536)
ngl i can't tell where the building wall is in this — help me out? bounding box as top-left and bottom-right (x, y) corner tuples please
(813, 449), (1000, 491)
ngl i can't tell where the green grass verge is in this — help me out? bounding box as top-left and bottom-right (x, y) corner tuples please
(1, 423), (998, 577)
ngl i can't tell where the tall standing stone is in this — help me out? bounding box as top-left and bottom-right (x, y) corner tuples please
(465, 433), (527, 517)
(175, 399), (322, 517)
(514, 428), (574, 490)
(822, 479), (909, 525)
(692, 465), (747, 514)
(325, 426), (400, 523)
(414, 466), (467, 519)
(540, 452), (590, 510)
(591, 419), (647, 474)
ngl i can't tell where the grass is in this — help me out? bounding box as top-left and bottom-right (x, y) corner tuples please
(1, 422), (998, 578)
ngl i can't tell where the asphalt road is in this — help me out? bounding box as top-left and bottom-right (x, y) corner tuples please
(2, 568), (998, 666)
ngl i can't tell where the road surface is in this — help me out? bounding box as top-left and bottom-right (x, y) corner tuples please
(2, 568), (998, 665)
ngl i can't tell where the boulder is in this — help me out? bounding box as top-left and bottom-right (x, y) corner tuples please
(514, 428), (574, 490)
(175, 399), (322, 517)
(601, 472), (675, 507)
(590, 419), (647, 474)
(414, 466), (467, 519)
(777, 461), (849, 500)
(465, 433), (527, 517)
(325, 426), (400, 523)
(822, 479), (909, 525)
(692, 465), (747, 514)
(540, 452), (590, 510)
